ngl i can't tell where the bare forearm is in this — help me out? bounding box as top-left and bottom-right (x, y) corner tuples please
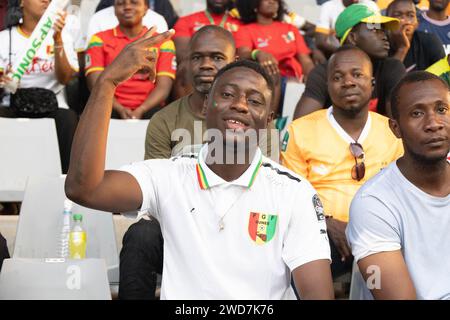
(174, 37), (189, 65)
(66, 77), (116, 199)
(138, 78), (173, 112)
(392, 47), (409, 63)
(298, 54), (314, 77)
(315, 34), (339, 56)
(54, 46), (75, 85)
(237, 47), (252, 60)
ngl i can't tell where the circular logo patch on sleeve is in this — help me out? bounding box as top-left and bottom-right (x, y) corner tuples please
(312, 194), (325, 221)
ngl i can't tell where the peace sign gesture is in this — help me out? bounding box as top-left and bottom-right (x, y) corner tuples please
(100, 27), (175, 87)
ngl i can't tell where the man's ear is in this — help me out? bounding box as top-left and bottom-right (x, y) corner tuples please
(371, 77), (376, 88)
(389, 118), (402, 139)
(267, 111), (275, 125)
(346, 31), (357, 45)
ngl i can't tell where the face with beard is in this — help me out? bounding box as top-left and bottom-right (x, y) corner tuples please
(188, 30), (235, 94)
(206, 0), (230, 14)
(328, 48), (374, 117)
(390, 79), (450, 164)
(429, 0), (450, 12)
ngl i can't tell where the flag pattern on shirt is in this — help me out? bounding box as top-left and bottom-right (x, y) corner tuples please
(248, 212), (278, 245)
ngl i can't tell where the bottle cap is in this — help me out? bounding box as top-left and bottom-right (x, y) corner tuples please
(73, 214), (83, 222)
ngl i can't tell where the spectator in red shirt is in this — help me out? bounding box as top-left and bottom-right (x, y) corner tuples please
(85, 0), (175, 119)
(235, 0), (314, 81)
(172, 0), (241, 99)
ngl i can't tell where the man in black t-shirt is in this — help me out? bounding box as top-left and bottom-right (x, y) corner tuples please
(294, 4), (406, 118)
(387, 0), (445, 72)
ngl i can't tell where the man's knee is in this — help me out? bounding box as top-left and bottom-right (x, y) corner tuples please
(122, 218), (163, 249)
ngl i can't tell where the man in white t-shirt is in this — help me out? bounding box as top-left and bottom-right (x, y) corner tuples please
(65, 28), (334, 300)
(315, 0), (380, 56)
(347, 71), (450, 300)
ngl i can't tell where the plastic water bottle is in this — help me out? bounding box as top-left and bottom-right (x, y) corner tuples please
(58, 199), (72, 258)
(69, 214), (87, 259)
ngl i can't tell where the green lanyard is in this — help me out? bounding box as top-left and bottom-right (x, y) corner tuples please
(204, 10), (229, 28)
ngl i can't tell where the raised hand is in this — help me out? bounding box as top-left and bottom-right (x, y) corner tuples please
(53, 10), (67, 43)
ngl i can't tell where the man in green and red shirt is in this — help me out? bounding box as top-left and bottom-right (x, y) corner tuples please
(85, 0), (176, 119)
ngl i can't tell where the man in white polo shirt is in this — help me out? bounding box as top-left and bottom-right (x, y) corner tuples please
(65, 28), (334, 299)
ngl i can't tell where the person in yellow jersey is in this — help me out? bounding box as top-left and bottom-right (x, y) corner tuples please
(281, 45), (403, 282)
(427, 54), (450, 86)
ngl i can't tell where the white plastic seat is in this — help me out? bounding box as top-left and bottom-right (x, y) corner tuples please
(13, 175), (120, 284)
(0, 258), (111, 300)
(279, 81), (305, 141)
(105, 119), (150, 169)
(0, 118), (61, 201)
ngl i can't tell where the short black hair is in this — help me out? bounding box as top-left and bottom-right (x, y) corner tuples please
(386, 0), (415, 16)
(189, 25), (236, 51)
(333, 44), (372, 61)
(328, 45), (373, 73)
(390, 71), (449, 120)
(211, 59), (275, 99)
(236, 0), (286, 24)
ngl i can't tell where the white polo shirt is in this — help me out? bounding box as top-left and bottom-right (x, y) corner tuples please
(121, 144), (331, 300)
(78, 6), (168, 51)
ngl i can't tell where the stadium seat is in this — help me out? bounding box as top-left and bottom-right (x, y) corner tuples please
(0, 118), (62, 202)
(0, 258), (111, 300)
(12, 175), (120, 285)
(278, 81), (305, 141)
(105, 119), (150, 169)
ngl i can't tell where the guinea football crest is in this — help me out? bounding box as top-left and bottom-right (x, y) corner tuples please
(248, 212), (277, 245)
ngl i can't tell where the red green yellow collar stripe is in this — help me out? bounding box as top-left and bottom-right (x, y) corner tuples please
(247, 156), (262, 188)
(196, 154), (263, 190)
(196, 163), (209, 190)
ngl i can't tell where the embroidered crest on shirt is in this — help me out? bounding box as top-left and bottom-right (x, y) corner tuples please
(282, 31), (295, 44)
(226, 22), (239, 32)
(171, 56), (177, 71)
(85, 53), (92, 68)
(46, 45), (54, 56)
(248, 212), (277, 245)
(256, 37), (270, 48)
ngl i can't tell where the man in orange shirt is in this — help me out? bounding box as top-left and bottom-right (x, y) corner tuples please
(282, 46), (403, 282)
(85, 0), (176, 119)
